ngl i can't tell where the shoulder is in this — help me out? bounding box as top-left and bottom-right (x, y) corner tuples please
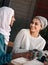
(39, 35), (46, 44)
(19, 29), (28, 34)
(20, 29), (27, 32)
(16, 29), (29, 37)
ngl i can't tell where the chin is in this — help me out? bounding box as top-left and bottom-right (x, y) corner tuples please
(30, 29), (35, 33)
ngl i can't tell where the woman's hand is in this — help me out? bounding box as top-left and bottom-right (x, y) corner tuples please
(8, 41), (13, 47)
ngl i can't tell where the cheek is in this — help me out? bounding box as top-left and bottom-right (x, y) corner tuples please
(11, 18), (15, 24)
(36, 26), (41, 31)
(10, 21), (13, 27)
(30, 24), (32, 28)
(12, 20), (14, 24)
(11, 16), (15, 24)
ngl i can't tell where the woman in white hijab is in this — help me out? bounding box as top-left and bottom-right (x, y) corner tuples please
(13, 16), (48, 53)
(0, 6), (15, 65)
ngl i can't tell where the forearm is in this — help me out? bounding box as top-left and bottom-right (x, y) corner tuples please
(13, 47), (28, 53)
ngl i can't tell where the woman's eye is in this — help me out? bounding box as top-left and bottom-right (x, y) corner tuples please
(35, 23), (38, 25)
(31, 22), (38, 25)
(31, 22), (34, 24)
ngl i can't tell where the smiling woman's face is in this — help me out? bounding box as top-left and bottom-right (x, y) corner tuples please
(30, 18), (42, 33)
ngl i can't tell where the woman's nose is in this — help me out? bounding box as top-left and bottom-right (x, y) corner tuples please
(14, 18), (15, 21)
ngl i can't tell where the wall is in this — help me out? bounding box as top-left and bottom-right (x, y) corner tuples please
(34, 0), (48, 50)
(9, 0), (36, 41)
(34, 0), (48, 19)
(9, 0), (48, 44)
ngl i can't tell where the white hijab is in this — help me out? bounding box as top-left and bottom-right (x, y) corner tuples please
(35, 16), (48, 30)
(0, 6), (14, 45)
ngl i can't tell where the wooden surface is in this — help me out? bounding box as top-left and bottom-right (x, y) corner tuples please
(8, 51), (48, 65)
(8, 52), (34, 65)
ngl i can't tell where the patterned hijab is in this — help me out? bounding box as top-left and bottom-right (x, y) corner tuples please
(0, 6), (14, 45)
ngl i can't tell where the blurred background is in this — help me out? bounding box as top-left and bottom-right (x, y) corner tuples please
(0, 0), (48, 50)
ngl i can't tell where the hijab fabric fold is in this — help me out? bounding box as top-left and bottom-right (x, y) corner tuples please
(35, 16), (48, 30)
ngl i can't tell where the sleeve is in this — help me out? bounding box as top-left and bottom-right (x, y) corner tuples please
(13, 29), (28, 53)
(0, 34), (5, 55)
(0, 34), (12, 64)
(39, 39), (46, 51)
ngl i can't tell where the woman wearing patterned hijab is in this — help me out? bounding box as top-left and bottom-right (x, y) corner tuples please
(0, 6), (15, 65)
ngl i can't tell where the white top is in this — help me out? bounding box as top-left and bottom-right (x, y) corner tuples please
(13, 29), (46, 53)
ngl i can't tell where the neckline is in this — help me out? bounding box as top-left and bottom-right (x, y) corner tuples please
(27, 29), (40, 39)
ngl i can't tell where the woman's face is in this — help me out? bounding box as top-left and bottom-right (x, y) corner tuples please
(30, 18), (42, 33)
(10, 15), (15, 27)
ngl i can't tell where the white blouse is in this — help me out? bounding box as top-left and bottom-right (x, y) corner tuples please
(13, 29), (46, 53)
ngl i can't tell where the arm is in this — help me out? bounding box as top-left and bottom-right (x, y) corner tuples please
(0, 33), (5, 54)
(41, 41), (46, 50)
(13, 29), (28, 53)
(39, 40), (46, 51)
